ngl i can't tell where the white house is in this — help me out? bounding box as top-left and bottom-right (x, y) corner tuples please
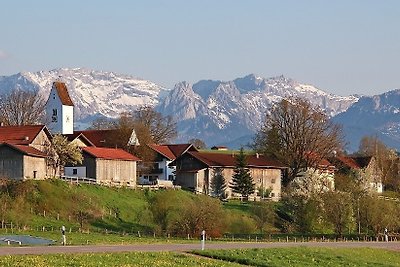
(46, 81), (74, 135)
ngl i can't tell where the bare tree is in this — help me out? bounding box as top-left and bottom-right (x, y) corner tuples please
(0, 89), (45, 125)
(133, 106), (177, 144)
(253, 98), (344, 186)
(357, 135), (400, 190)
(188, 138), (207, 149)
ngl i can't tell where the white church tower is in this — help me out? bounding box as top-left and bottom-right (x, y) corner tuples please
(46, 81), (74, 135)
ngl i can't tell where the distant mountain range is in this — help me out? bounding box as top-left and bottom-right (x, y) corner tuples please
(0, 68), (399, 152)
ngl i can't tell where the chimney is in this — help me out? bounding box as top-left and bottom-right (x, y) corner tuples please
(256, 153), (259, 159)
(0, 122), (3, 127)
(24, 136), (29, 141)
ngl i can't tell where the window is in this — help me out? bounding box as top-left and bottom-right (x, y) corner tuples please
(168, 175), (174, 180)
(52, 109), (58, 122)
(271, 179), (276, 184)
(271, 192), (275, 197)
(73, 169), (78, 175)
(33, 171), (37, 179)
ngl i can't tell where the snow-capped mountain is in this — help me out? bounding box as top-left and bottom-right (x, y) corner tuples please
(0, 69), (362, 148)
(333, 89), (400, 152)
(0, 68), (168, 121)
(158, 74), (359, 146)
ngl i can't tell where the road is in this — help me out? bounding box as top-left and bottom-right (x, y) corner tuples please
(1, 241), (400, 255)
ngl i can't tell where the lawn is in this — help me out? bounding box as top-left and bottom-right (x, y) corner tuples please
(2, 247), (400, 266)
(194, 247), (400, 267)
(0, 252), (241, 267)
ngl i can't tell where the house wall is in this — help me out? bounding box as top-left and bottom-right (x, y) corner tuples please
(95, 159), (136, 186)
(46, 87), (74, 135)
(23, 156), (48, 179)
(174, 153), (283, 200)
(61, 105), (74, 135)
(64, 166), (87, 177)
(0, 146), (23, 180)
(83, 156), (97, 179)
(174, 171), (199, 191)
(208, 168), (282, 200)
(31, 129), (52, 153)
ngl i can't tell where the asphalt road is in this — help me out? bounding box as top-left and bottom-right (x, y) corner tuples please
(1, 241), (400, 256)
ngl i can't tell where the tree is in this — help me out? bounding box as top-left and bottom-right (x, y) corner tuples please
(322, 191), (354, 236)
(253, 98), (344, 187)
(230, 148), (255, 201)
(188, 138), (207, 149)
(357, 135), (400, 190)
(0, 89), (45, 125)
(49, 135), (83, 177)
(251, 202), (275, 233)
(210, 168), (226, 199)
(133, 106), (177, 144)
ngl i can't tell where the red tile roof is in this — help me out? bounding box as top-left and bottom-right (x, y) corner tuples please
(0, 125), (50, 145)
(333, 156), (372, 169)
(53, 82), (74, 106)
(184, 151), (286, 168)
(0, 143), (47, 158)
(73, 130), (117, 147)
(148, 144), (196, 160)
(82, 147), (140, 161)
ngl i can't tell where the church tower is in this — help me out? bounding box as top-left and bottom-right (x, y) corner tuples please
(46, 81), (74, 135)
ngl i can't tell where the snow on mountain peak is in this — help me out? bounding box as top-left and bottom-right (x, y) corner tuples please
(0, 68), (169, 121)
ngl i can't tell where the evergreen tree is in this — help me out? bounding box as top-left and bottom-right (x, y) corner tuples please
(230, 148), (255, 201)
(211, 168), (226, 199)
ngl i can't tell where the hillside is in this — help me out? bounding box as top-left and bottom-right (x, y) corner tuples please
(0, 179), (268, 237)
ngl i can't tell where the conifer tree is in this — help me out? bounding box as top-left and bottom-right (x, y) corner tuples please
(211, 168), (226, 199)
(230, 148), (255, 201)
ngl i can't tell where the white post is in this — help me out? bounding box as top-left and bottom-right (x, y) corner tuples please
(201, 230), (206, 250)
(61, 225), (66, 245)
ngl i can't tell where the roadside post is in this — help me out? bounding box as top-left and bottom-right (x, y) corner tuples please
(201, 230), (206, 250)
(61, 225), (66, 245)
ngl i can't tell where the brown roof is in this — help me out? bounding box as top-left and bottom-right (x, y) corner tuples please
(0, 125), (50, 145)
(0, 143), (47, 158)
(53, 82), (74, 106)
(183, 151), (286, 168)
(82, 147), (140, 161)
(148, 144), (197, 160)
(73, 130), (117, 147)
(332, 156), (372, 169)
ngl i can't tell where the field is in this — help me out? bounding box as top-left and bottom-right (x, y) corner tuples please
(194, 247), (400, 266)
(1, 247), (400, 266)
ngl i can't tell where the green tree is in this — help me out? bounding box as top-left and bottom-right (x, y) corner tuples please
(49, 135), (83, 177)
(210, 168), (226, 199)
(251, 202), (275, 233)
(230, 148), (255, 201)
(322, 191), (354, 236)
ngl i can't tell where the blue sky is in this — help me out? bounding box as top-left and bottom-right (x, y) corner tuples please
(1, 0), (399, 96)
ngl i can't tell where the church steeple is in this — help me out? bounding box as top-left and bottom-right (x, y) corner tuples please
(46, 81), (74, 135)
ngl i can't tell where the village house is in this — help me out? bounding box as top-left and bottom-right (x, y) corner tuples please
(45, 81), (140, 186)
(171, 151), (286, 201)
(139, 143), (197, 185)
(330, 155), (383, 193)
(0, 124), (53, 180)
(65, 146), (139, 186)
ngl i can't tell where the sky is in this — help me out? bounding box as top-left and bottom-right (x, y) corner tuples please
(1, 0), (399, 96)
